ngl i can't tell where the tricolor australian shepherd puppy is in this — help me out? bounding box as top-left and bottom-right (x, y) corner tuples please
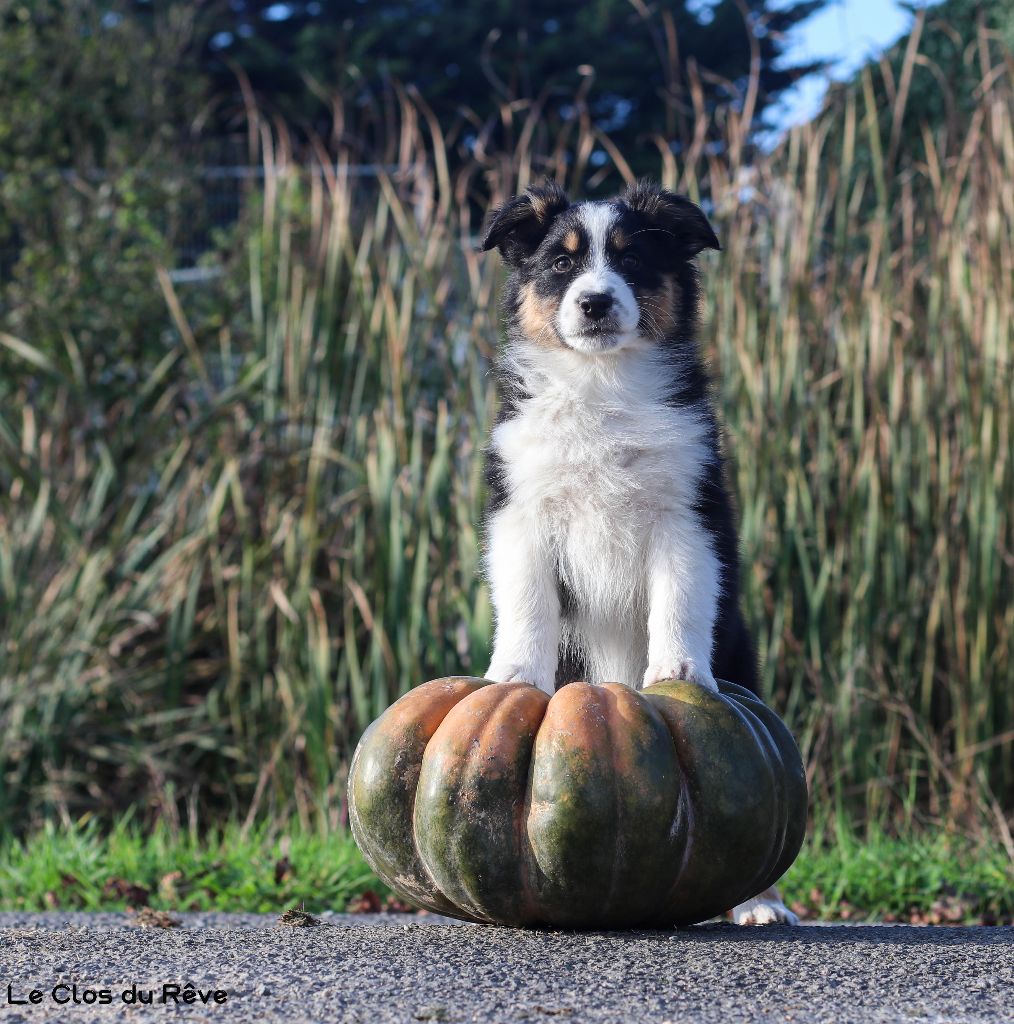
(478, 179), (794, 926)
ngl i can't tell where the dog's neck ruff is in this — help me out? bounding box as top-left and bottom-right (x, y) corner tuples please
(501, 338), (689, 411)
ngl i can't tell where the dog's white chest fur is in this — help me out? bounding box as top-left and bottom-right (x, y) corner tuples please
(488, 352), (713, 685)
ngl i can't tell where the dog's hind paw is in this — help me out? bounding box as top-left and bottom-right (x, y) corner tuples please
(732, 891), (799, 926)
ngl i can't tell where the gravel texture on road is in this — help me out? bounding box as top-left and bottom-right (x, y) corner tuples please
(0, 913), (1010, 1023)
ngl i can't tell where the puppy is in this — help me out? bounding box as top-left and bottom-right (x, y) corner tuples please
(478, 179), (795, 926)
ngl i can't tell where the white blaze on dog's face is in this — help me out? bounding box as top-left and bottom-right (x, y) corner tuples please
(554, 204), (641, 353)
(480, 180), (720, 358)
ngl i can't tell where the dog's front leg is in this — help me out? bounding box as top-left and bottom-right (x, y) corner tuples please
(484, 505), (560, 695)
(643, 516), (720, 691)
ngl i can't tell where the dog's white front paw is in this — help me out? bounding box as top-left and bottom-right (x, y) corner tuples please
(642, 658), (718, 692)
(485, 662), (554, 695)
(732, 895), (799, 926)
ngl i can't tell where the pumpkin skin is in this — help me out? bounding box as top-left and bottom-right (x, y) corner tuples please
(348, 676), (807, 928)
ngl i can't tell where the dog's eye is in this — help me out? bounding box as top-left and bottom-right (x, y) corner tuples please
(552, 255), (573, 273)
(622, 253), (641, 270)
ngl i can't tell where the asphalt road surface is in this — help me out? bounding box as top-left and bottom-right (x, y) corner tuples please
(0, 913), (1010, 1023)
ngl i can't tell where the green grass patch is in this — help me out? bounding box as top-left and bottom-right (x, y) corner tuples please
(0, 819), (383, 915)
(1, 820), (1009, 923)
(780, 826), (1013, 925)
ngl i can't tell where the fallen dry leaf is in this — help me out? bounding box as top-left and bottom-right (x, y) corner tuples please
(278, 908), (319, 927)
(274, 856), (293, 885)
(382, 895), (416, 913)
(346, 890), (382, 914)
(103, 878), (150, 907)
(158, 871), (183, 903)
(128, 907), (181, 929)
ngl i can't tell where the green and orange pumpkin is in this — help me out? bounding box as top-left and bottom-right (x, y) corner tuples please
(348, 676), (806, 928)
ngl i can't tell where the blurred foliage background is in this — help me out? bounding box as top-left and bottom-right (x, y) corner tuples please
(0, 0), (1011, 863)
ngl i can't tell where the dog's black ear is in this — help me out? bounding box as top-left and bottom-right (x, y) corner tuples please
(480, 182), (570, 266)
(621, 179), (720, 257)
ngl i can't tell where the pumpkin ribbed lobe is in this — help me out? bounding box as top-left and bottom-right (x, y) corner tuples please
(526, 683), (619, 923)
(414, 683), (549, 924)
(731, 699), (792, 889)
(596, 683), (686, 923)
(723, 685), (808, 882)
(347, 676), (488, 918)
(643, 679), (805, 925)
(527, 682), (683, 927)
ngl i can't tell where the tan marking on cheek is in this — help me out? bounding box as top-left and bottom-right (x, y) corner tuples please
(639, 277), (680, 340)
(562, 229), (580, 253)
(518, 283), (564, 347)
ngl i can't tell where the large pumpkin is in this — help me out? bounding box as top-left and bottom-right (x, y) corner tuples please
(348, 676), (806, 928)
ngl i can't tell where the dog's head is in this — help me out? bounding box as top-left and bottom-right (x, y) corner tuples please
(480, 180), (719, 355)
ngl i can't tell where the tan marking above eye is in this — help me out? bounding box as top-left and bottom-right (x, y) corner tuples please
(562, 229), (580, 253)
(610, 230), (629, 250)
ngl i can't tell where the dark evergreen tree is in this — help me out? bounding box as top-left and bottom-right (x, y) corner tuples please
(199, 1), (828, 159)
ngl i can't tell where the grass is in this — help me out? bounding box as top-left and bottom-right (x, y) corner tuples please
(0, 818), (380, 916)
(0, 14), (1012, 839)
(783, 821), (1013, 925)
(0, 819), (1009, 925)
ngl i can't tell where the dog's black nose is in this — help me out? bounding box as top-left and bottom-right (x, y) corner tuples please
(578, 292), (613, 320)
